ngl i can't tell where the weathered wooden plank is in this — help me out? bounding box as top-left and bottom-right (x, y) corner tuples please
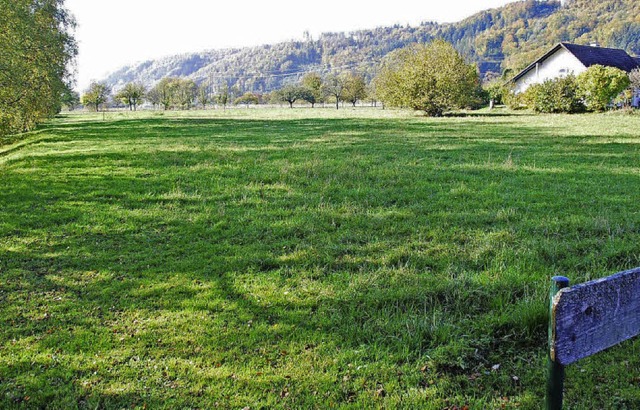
(551, 267), (640, 366)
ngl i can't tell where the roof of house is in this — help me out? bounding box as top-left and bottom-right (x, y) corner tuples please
(511, 43), (639, 83)
(563, 43), (639, 71)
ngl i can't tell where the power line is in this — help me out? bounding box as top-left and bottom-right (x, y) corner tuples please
(204, 62), (375, 82)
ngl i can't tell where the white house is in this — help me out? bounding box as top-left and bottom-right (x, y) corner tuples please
(511, 42), (640, 105)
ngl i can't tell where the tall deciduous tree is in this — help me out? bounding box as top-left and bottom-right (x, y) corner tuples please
(0, 0), (77, 135)
(175, 79), (197, 110)
(148, 77), (198, 110)
(277, 84), (306, 108)
(81, 82), (111, 112)
(301, 73), (323, 108)
(150, 78), (178, 110)
(61, 88), (81, 111)
(374, 40), (480, 116)
(323, 74), (347, 110)
(342, 72), (367, 107)
(146, 87), (161, 110)
(216, 83), (230, 109)
(197, 82), (212, 109)
(115, 82), (146, 111)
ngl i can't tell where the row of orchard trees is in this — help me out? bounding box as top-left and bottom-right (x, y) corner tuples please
(91, 39), (640, 117)
(89, 39), (637, 117)
(80, 79), (196, 112)
(66, 38), (640, 118)
(81, 40), (480, 115)
(274, 72), (368, 109)
(1, 0), (77, 136)
(80, 72), (371, 112)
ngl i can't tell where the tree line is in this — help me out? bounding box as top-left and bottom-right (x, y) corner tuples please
(81, 40), (485, 116)
(0, 0), (77, 137)
(81, 72), (371, 111)
(84, 38), (640, 117)
(100, 0), (640, 98)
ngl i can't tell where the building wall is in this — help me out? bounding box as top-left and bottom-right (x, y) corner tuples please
(513, 48), (586, 94)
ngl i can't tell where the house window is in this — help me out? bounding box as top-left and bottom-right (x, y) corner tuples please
(558, 68), (573, 78)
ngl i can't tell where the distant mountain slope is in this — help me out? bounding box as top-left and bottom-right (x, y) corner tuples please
(102, 0), (640, 93)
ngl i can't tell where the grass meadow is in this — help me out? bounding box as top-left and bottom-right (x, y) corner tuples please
(1, 107), (640, 408)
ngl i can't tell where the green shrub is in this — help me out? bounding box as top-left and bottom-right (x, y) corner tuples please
(483, 79), (508, 106)
(522, 75), (584, 113)
(504, 90), (527, 110)
(577, 65), (631, 112)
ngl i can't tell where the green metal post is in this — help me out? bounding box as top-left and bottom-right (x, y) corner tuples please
(546, 276), (570, 410)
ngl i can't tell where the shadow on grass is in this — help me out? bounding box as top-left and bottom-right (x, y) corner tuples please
(2, 115), (640, 407)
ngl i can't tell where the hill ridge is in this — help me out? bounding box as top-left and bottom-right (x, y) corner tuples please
(102, 0), (640, 93)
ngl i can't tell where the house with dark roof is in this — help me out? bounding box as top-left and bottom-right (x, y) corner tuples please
(511, 43), (639, 104)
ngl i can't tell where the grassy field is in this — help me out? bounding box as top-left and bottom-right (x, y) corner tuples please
(1, 107), (640, 409)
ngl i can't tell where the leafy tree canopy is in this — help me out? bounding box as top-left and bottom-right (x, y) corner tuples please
(0, 0), (77, 136)
(301, 73), (324, 107)
(375, 40), (480, 116)
(276, 85), (308, 108)
(81, 82), (111, 112)
(115, 82), (146, 111)
(233, 92), (260, 106)
(577, 65), (630, 111)
(342, 73), (367, 107)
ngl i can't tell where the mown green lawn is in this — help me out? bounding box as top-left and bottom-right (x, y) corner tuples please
(1, 108), (640, 409)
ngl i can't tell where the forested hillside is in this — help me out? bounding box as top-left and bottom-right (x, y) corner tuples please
(102, 0), (640, 94)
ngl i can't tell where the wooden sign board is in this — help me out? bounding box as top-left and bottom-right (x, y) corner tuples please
(551, 267), (640, 366)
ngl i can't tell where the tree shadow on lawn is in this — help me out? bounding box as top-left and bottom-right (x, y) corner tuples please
(38, 115), (542, 139)
(2, 116), (640, 407)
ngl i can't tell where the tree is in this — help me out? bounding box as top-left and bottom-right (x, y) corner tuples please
(60, 88), (81, 111)
(216, 83), (231, 109)
(174, 79), (197, 110)
(277, 84), (306, 108)
(150, 78), (178, 110)
(146, 87), (161, 110)
(323, 74), (347, 110)
(483, 78), (508, 108)
(374, 40), (480, 116)
(115, 82), (146, 111)
(233, 92), (260, 107)
(301, 73), (323, 108)
(342, 72), (367, 107)
(577, 65), (630, 112)
(197, 82), (212, 109)
(230, 85), (241, 102)
(366, 81), (379, 107)
(1, 0), (77, 135)
(81, 82), (111, 112)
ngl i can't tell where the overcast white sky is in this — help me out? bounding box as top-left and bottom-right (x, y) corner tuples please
(65, 0), (519, 91)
